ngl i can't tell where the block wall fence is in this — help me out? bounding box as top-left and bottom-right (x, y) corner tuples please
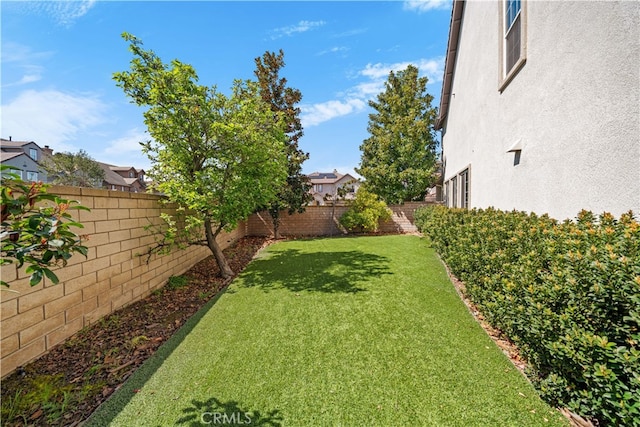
(1, 187), (431, 378)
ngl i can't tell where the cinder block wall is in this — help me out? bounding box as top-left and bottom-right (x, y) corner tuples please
(249, 202), (430, 236)
(0, 186), (246, 377)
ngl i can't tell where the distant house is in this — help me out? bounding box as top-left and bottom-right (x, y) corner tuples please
(436, 0), (639, 219)
(307, 170), (360, 205)
(0, 138), (48, 182)
(98, 163), (146, 193)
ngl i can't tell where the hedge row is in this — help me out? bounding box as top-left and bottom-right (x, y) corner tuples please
(415, 205), (639, 426)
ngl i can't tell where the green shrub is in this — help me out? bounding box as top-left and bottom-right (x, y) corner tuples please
(1, 165), (90, 287)
(416, 205), (640, 426)
(167, 275), (189, 290)
(339, 187), (392, 233)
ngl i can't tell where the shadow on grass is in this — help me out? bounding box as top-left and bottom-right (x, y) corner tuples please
(82, 289), (229, 427)
(177, 396), (283, 426)
(239, 248), (392, 293)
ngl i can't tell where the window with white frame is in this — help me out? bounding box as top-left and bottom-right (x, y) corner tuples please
(500, 0), (526, 89)
(459, 169), (470, 209)
(451, 176), (458, 208)
(29, 148), (38, 161)
(26, 171), (38, 182)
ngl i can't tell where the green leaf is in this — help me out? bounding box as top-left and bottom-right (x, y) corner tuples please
(42, 268), (60, 284)
(29, 270), (43, 286)
(75, 245), (89, 257)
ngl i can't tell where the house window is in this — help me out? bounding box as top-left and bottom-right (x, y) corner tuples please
(505, 0), (521, 72)
(444, 180), (449, 206)
(129, 171), (134, 178)
(29, 148), (38, 161)
(500, 0), (526, 90)
(459, 169), (470, 209)
(314, 184), (323, 193)
(451, 176), (458, 208)
(26, 171), (38, 182)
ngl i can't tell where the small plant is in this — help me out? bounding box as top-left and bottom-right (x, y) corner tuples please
(99, 314), (121, 329)
(1, 165), (90, 287)
(130, 335), (150, 349)
(167, 275), (189, 290)
(0, 373), (74, 425)
(339, 186), (392, 233)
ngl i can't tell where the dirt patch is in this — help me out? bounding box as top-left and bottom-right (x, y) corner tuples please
(1, 237), (271, 427)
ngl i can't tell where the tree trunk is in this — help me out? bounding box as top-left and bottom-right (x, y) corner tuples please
(204, 217), (234, 279)
(270, 208), (281, 240)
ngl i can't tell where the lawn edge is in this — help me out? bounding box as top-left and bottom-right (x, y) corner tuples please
(83, 279), (233, 426)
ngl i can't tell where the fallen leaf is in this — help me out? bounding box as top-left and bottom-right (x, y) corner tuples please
(29, 409), (43, 420)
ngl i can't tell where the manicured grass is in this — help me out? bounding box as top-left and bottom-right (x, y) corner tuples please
(87, 235), (567, 426)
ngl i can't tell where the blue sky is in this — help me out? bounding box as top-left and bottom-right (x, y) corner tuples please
(1, 0), (451, 177)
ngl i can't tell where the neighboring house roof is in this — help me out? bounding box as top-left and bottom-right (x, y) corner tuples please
(99, 163), (131, 187)
(435, 0), (465, 130)
(0, 139), (38, 149)
(98, 162), (146, 190)
(308, 170), (347, 184)
(0, 151), (26, 162)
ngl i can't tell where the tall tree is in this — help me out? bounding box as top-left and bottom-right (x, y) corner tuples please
(114, 33), (288, 278)
(254, 49), (311, 239)
(41, 149), (105, 188)
(356, 65), (438, 204)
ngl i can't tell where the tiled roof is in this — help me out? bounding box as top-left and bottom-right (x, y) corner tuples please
(308, 171), (344, 184)
(0, 151), (26, 162)
(0, 139), (38, 149)
(98, 163), (130, 187)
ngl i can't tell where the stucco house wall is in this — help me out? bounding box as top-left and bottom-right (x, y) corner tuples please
(1, 140), (48, 182)
(440, 0), (639, 220)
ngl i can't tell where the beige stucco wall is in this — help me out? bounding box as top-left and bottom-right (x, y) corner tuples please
(442, 1), (640, 220)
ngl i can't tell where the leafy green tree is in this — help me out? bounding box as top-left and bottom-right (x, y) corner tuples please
(114, 33), (288, 278)
(1, 166), (89, 287)
(254, 49), (311, 239)
(356, 64), (438, 204)
(41, 149), (105, 188)
(339, 186), (392, 233)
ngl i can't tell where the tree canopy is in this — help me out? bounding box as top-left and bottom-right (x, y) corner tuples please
(254, 49), (311, 238)
(41, 149), (105, 188)
(113, 33), (288, 277)
(356, 64), (438, 204)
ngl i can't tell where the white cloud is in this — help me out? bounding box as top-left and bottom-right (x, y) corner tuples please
(403, 0), (450, 13)
(270, 20), (326, 40)
(1, 89), (106, 151)
(317, 46), (349, 56)
(100, 128), (151, 169)
(21, 0), (97, 26)
(301, 99), (366, 127)
(301, 56), (444, 127)
(360, 57), (445, 84)
(1, 42), (54, 87)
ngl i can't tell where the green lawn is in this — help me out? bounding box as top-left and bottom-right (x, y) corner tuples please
(87, 235), (567, 426)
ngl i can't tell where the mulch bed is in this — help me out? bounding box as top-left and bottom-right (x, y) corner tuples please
(0, 236), (270, 427)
